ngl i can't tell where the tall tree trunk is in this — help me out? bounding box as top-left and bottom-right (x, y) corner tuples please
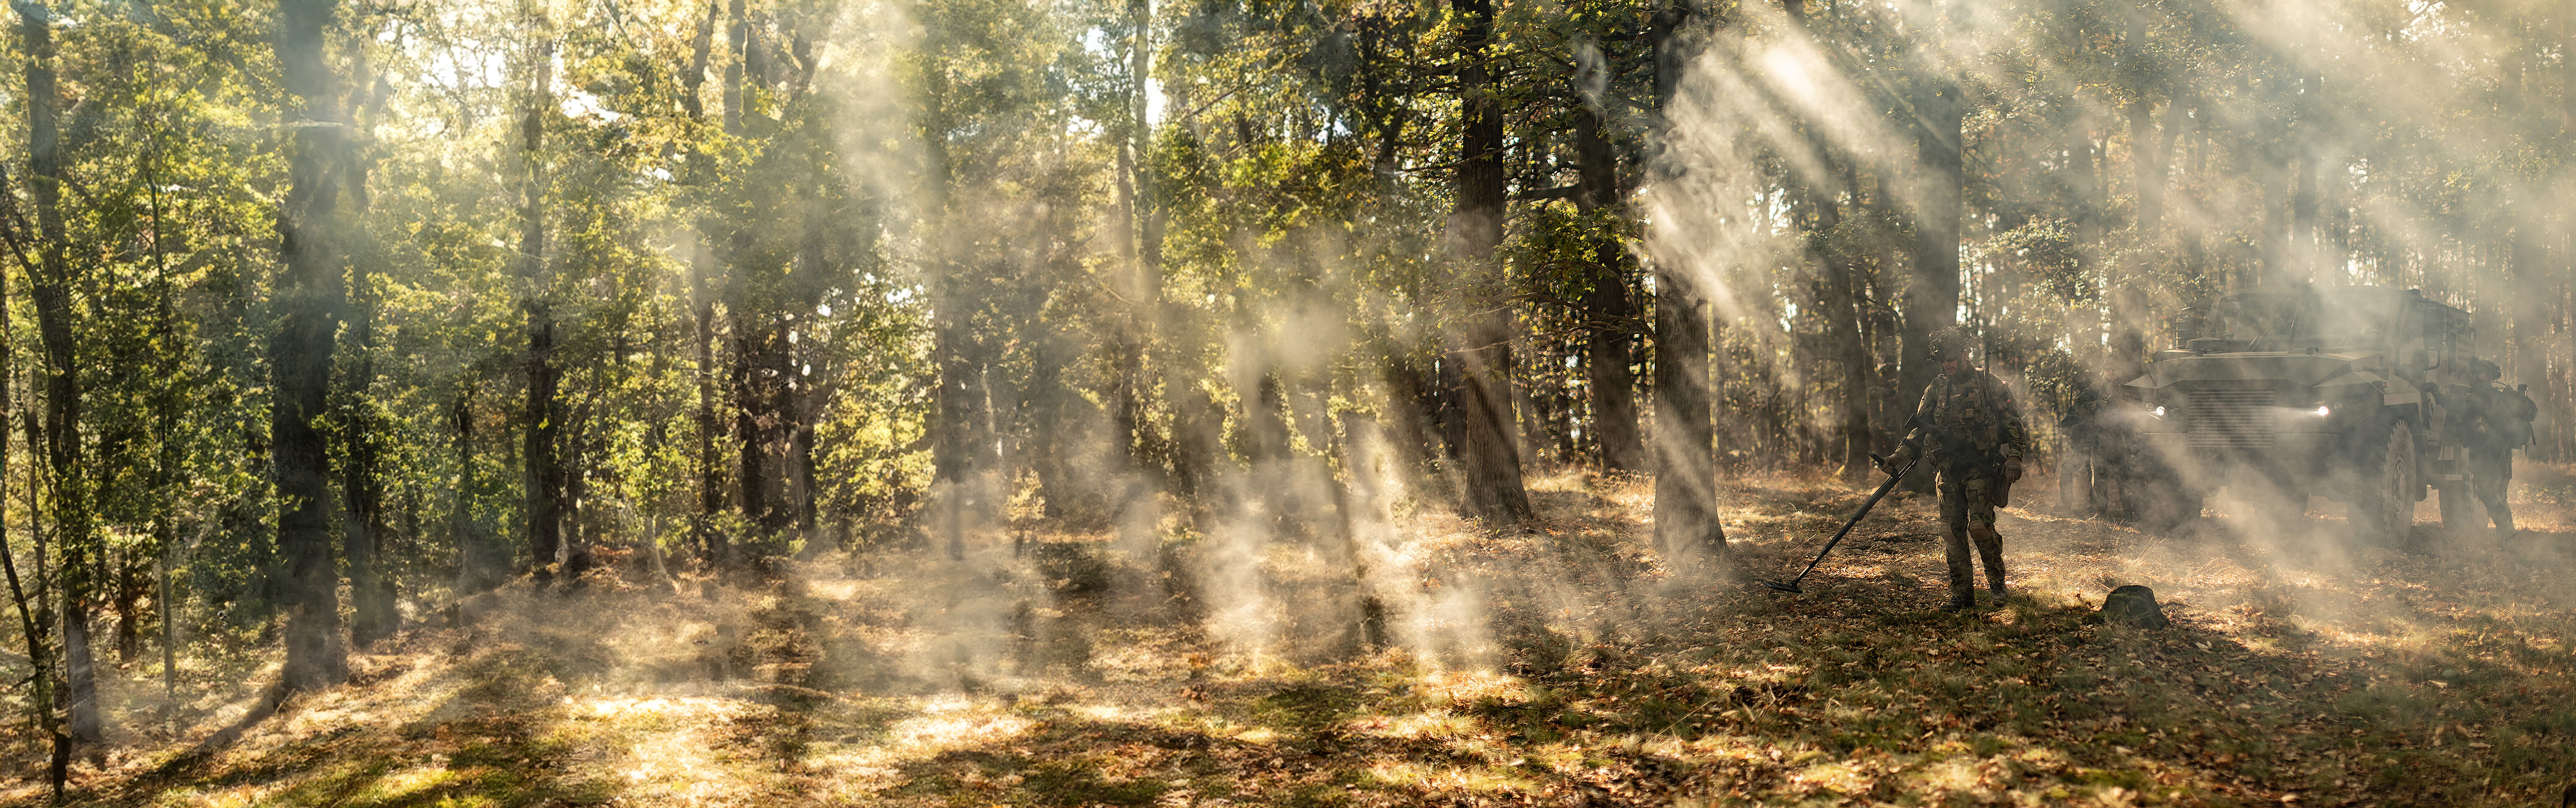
(693, 267), (726, 565)
(719, 0), (798, 547)
(520, 36), (563, 582)
(790, 181), (828, 547)
(1812, 183), (1873, 486)
(452, 394), (503, 592)
(685, 1), (715, 119)
(1901, 74), (1965, 380)
(2127, 61), (2166, 234)
(140, 138), (188, 725)
(736, 325), (793, 538)
(2291, 144), (2319, 283)
(1575, 108), (1643, 473)
(1447, 0), (1533, 525)
(922, 86), (982, 556)
(0, 159), (66, 795)
(1785, 0), (1871, 485)
(343, 52), (393, 645)
(683, 2), (725, 565)
(781, 18), (832, 542)
(1380, 353), (1439, 469)
(2122, 6), (2173, 379)
(723, 0), (747, 137)
(1834, 259), (1871, 485)
(1109, 0), (1157, 479)
(21, 1), (103, 745)
(272, 0), (348, 693)
(1649, 0), (1722, 557)
(2063, 120), (2100, 295)
(1652, 272), (1719, 556)
(1841, 177), (1879, 482)
(931, 315), (982, 559)
(1901, 72), (1964, 491)
(2512, 226), (2549, 423)
(110, 555), (139, 665)
(2553, 13), (2576, 461)
(343, 315), (389, 641)
(791, 411), (818, 544)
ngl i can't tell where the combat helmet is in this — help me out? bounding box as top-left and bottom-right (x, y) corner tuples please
(2473, 358), (2503, 382)
(1926, 325), (1974, 362)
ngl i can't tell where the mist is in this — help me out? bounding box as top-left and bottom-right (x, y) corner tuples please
(0, 0), (2569, 804)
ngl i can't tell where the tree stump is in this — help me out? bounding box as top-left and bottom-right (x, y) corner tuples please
(2101, 585), (2170, 629)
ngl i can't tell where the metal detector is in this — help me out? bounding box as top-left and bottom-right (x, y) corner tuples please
(1761, 428), (1924, 595)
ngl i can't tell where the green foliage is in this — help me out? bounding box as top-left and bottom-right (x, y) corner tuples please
(0, 0), (2568, 774)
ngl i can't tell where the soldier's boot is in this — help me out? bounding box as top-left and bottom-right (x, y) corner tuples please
(1971, 525), (2006, 602)
(1942, 527), (1978, 611)
(2479, 493), (2516, 537)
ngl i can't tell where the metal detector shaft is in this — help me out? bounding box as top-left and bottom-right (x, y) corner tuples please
(1768, 455), (1918, 593)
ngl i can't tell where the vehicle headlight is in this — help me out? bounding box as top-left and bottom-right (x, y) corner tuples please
(2313, 405), (2331, 417)
(2152, 405), (2167, 418)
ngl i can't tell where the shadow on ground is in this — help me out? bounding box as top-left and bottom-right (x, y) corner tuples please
(15, 470), (2576, 807)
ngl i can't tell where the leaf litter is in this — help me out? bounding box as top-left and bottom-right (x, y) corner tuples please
(10, 467), (2576, 807)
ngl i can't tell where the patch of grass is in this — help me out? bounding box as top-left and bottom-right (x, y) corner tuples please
(1024, 758), (1169, 806)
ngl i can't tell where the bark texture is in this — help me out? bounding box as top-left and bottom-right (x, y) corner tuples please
(1576, 108), (1643, 473)
(273, 0), (350, 692)
(20, 0), (103, 746)
(1448, 0), (1534, 525)
(521, 37), (564, 581)
(1648, 0), (1722, 557)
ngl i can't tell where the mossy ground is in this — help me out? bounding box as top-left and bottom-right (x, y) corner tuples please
(8, 465), (2576, 807)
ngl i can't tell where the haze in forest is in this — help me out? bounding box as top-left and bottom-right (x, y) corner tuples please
(0, 0), (2563, 804)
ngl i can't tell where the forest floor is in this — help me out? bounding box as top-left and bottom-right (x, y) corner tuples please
(7, 465), (2576, 807)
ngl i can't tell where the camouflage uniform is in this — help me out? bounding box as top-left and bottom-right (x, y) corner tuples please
(2055, 375), (2114, 516)
(2463, 360), (2536, 534)
(1889, 329), (2028, 609)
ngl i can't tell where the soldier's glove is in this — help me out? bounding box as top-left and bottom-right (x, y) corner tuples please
(2002, 458), (2024, 483)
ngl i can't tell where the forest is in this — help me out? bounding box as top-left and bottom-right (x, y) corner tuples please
(0, 0), (2566, 805)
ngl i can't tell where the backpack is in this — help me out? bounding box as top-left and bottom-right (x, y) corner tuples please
(2501, 386), (2538, 447)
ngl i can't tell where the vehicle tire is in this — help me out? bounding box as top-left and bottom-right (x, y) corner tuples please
(2348, 418), (2416, 545)
(2436, 480), (2475, 529)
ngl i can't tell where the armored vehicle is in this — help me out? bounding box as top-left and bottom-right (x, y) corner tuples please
(2107, 284), (2482, 541)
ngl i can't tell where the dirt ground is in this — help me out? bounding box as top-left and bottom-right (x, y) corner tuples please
(9, 463), (2576, 807)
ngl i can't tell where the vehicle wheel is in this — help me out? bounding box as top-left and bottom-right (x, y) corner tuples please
(2436, 480), (2475, 529)
(2348, 419), (2416, 545)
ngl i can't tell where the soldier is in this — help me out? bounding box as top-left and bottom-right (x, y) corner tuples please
(2463, 359), (2537, 536)
(2056, 372), (2114, 517)
(1885, 326), (2029, 611)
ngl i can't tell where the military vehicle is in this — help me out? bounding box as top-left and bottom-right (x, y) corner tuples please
(2105, 284), (2483, 541)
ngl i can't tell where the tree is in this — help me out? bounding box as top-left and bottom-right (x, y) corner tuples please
(271, 0), (350, 692)
(19, 0), (103, 746)
(340, 34), (396, 647)
(1648, 0), (1720, 559)
(1446, 0), (1534, 526)
(518, 20), (563, 582)
(1575, 104), (1644, 474)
